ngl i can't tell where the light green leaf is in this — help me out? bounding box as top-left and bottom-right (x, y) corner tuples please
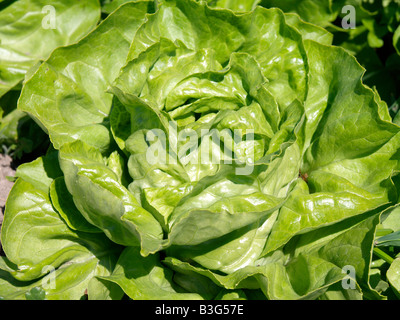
(204, 0), (260, 12)
(393, 25), (400, 55)
(18, 1), (155, 152)
(164, 253), (345, 300)
(387, 258), (400, 297)
(0, 158), (122, 299)
(259, 0), (341, 27)
(50, 177), (102, 233)
(0, 0), (101, 97)
(302, 40), (400, 164)
(98, 247), (202, 300)
(2, 0), (399, 301)
(166, 208), (379, 299)
(263, 177), (391, 255)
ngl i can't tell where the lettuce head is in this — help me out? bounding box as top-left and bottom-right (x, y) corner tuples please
(1, 0), (400, 300)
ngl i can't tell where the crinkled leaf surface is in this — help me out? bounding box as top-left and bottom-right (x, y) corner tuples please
(387, 258), (400, 297)
(58, 140), (164, 255)
(18, 1), (155, 152)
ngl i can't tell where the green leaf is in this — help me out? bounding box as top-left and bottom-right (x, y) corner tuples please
(393, 25), (400, 55)
(166, 207), (379, 299)
(25, 287), (46, 300)
(166, 217), (279, 274)
(381, 205), (400, 231)
(375, 230), (400, 247)
(50, 177), (102, 233)
(18, 1), (155, 152)
(204, 0), (260, 12)
(58, 140), (164, 255)
(262, 179), (389, 255)
(98, 247), (202, 300)
(0, 158), (122, 299)
(164, 253), (345, 300)
(361, 18), (387, 48)
(387, 258), (400, 297)
(167, 181), (284, 247)
(283, 12), (333, 45)
(259, 0), (342, 27)
(302, 40), (400, 166)
(2, 0), (399, 301)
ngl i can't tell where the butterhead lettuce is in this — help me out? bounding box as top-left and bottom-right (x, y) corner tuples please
(0, 0), (399, 300)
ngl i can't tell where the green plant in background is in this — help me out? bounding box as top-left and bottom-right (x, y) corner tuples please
(1, 0), (400, 300)
(372, 203), (400, 298)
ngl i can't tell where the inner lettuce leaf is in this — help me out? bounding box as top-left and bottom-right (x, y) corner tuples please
(1, 0), (400, 300)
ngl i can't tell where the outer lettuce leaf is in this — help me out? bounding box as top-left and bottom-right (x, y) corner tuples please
(0, 0), (101, 97)
(18, 1), (155, 152)
(283, 12), (333, 45)
(262, 180), (390, 256)
(0, 151), (123, 300)
(387, 258), (400, 298)
(98, 246), (202, 300)
(58, 140), (164, 255)
(2, 0), (400, 300)
(205, 0), (260, 12)
(50, 177), (102, 234)
(0, 0), (103, 158)
(302, 40), (399, 167)
(259, 0), (343, 27)
(164, 209), (378, 300)
(257, 0), (400, 112)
